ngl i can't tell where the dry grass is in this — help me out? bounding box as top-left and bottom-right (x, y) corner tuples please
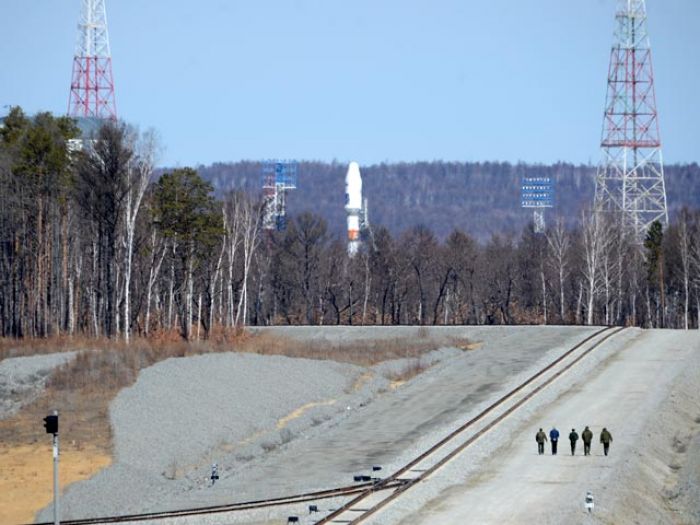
(0, 334), (98, 361)
(240, 332), (452, 366)
(0, 329), (471, 457)
(383, 358), (431, 384)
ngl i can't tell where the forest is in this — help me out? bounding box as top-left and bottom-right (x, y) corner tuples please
(197, 159), (700, 241)
(1, 108), (699, 341)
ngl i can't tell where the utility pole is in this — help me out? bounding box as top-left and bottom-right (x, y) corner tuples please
(43, 410), (60, 525)
(594, 0), (668, 240)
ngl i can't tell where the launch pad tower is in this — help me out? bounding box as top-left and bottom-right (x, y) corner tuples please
(594, 0), (668, 240)
(262, 160), (297, 231)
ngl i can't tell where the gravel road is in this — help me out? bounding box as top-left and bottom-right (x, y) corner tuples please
(0, 352), (76, 421)
(394, 329), (699, 525)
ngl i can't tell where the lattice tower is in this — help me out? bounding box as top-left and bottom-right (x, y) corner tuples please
(594, 0), (668, 239)
(68, 0), (117, 119)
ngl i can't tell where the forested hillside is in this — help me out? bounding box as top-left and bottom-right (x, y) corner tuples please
(196, 161), (700, 241)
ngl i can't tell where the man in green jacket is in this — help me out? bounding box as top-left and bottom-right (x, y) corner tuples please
(569, 428), (579, 455)
(535, 428), (547, 455)
(582, 426), (593, 456)
(600, 428), (613, 456)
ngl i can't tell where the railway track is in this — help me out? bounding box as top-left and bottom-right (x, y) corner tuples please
(314, 325), (624, 525)
(31, 480), (408, 525)
(31, 326), (622, 525)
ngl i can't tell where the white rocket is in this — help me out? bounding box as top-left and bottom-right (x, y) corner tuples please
(345, 161), (363, 256)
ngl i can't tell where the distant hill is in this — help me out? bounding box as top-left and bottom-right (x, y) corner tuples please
(190, 161), (700, 241)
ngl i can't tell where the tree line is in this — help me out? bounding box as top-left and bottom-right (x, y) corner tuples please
(0, 109), (698, 340)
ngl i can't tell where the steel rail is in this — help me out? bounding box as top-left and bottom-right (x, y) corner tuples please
(315, 326), (623, 524)
(29, 480), (407, 525)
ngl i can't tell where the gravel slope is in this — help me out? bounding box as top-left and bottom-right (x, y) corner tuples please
(37, 352), (367, 520)
(36, 325), (598, 523)
(0, 352), (76, 420)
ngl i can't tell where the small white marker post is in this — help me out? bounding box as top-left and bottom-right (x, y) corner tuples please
(210, 463), (219, 486)
(50, 410), (59, 525)
(585, 491), (594, 514)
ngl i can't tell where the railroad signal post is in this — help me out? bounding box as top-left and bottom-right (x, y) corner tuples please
(43, 410), (59, 525)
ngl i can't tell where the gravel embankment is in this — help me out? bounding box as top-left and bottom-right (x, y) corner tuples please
(595, 343), (700, 524)
(0, 352), (76, 420)
(36, 325), (598, 523)
(37, 352), (380, 521)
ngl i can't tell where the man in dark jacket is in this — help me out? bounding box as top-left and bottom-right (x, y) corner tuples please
(582, 426), (593, 456)
(600, 428), (613, 456)
(535, 428), (547, 455)
(549, 427), (560, 455)
(569, 428), (579, 455)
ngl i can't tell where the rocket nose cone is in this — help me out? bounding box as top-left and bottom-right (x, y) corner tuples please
(346, 161), (362, 183)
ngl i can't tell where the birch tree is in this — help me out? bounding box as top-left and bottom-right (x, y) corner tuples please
(123, 128), (159, 342)
(581, 211), (611, 325)
(234, 195), (263, 328)
(546, 218), (571, 322)
(676, 210), (692, 330)
(222, 193), (243, 327)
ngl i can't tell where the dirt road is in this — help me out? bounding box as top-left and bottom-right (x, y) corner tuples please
(402, 330), (698, 525)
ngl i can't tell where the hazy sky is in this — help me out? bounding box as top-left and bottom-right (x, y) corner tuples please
(1, 1), (699, 167)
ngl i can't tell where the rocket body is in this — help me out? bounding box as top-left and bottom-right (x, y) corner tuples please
(345, 162), (363, 256)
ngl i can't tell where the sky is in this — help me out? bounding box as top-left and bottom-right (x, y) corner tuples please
(1, 1), (699, 167)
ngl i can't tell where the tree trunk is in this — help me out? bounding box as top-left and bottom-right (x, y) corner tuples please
(541, 267), (548, 325)
(91, 239), (99, 337)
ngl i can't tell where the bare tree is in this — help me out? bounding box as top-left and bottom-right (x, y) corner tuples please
(76, 122), (133, 337)
(234, 195), (263, 328)
(222, 194), (243, 327)
(581, 211), (611, 325)
(144, 224), (166, 336)
(546, 218), (571, 322)
(123, 129), (159, 342)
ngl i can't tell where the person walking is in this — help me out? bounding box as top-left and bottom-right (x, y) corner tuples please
(600, 428), (613, 456)
(582, 426), (593, 456)
(535, 428), (548, 455)
(569, 428), (579, 455)
(549, 426), (560, 455)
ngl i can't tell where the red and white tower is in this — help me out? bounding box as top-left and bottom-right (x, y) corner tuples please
(68, 0), (117, 120)
(594, 0), (668, 239)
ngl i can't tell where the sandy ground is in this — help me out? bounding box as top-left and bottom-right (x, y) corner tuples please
(397, 330), (699, 525)
(0, 444), (110, 525)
